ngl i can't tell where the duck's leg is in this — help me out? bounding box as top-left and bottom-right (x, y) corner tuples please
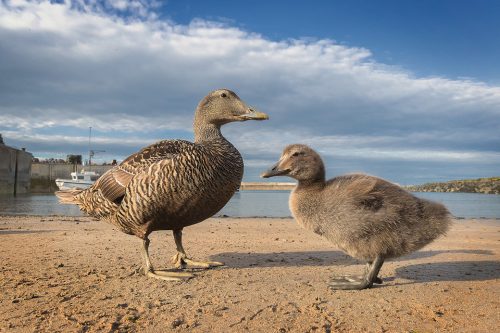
(141, 237), (193, 281)
(329, 255), (385, 290)
(171, 229), (224, 269)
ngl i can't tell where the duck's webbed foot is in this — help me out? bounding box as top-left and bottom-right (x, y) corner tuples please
(329, 256), (385, 290)
(172, 229), (224, 269)
(171, 252), (224, 269)
(146, 269), (194, 281)
(141, 237), (193, 281)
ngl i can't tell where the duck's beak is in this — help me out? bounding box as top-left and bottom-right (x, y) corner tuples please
(260, 160), (289, 178)
(237, 107), (269, 121)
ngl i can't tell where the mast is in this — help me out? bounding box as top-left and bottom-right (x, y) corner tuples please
(88, 126), (92, 171)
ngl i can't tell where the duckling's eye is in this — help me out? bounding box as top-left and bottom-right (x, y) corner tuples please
(292, 152), (300, 157)
(221, 93), (227, 98)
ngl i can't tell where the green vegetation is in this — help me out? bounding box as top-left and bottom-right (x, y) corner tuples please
(405, 177), (500, 194)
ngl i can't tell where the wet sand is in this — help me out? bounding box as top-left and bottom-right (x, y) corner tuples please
(0, 216), (499, 332)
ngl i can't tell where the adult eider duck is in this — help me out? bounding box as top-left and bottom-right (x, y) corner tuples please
(57, 89), (268, 281)
(261, 144), (451, 290)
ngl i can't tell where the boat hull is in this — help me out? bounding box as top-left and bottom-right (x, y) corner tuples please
(55, 179), (93, 190)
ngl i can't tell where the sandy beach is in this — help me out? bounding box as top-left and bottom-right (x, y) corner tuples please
(0, 215), (498, 332)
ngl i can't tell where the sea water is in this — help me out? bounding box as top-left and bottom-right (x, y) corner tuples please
(0, 191), (499, 219)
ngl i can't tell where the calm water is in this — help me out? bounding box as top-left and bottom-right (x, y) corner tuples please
(0, 191), (499, 219)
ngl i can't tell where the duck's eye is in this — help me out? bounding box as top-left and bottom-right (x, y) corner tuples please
(221, 93), (227, 98)
(292, 152), (301, 157)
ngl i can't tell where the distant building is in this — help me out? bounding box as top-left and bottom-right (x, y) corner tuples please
(0, 140), (33, 195)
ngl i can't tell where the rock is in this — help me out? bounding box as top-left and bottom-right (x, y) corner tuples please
(171, 317), (184, 328)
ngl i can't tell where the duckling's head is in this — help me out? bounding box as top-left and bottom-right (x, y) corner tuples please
(194, 89), (268, 126)
(261, 144), (325, 182)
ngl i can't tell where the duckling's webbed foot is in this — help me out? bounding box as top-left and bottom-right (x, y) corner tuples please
(172, 229), (225, 269)
(329, 256), (385, 290)
(329, 275), (373, 290)
(142, 237), (194, 281)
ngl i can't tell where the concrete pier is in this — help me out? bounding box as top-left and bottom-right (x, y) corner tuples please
(239, 182), (295, 191)
(0, 144), (33, 195)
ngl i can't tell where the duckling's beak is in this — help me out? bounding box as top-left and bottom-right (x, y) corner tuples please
(237, 107), (269, 121)
(260, 161), (289, 178)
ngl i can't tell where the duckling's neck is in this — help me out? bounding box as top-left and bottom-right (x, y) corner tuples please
(296, 164), (326, 190)
(297, 177), (326, 191)
(194, 122), (224, 143)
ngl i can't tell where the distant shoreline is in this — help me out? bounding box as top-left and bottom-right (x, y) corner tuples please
(28, 178), (500, 194)
(404, 177), (500, 195)
(1, 214), (499, 221)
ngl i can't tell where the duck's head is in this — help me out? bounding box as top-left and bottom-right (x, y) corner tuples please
(261, 144), (325, 182)
(194, 89), (268, 126)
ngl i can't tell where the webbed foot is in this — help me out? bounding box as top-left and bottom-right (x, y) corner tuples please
(171, 252), (224, 269)
(329, 256), (385, 290)
(329, 275), (374, 290)
(145, 269), (194, 281)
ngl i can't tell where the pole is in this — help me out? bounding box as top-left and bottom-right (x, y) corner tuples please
(88, 126), (92, 171)
(13, 150), (18, 196)
(48, 163), (53, 192)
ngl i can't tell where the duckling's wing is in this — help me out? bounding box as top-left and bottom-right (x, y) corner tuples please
(94, 139), (191, 203)
(343, 175), (385, 211)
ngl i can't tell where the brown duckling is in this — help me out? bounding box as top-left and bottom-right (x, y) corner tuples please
(57, 89), (269, 281)
(262, 144), (451, 290)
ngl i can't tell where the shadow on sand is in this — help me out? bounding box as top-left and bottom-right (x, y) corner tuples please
(210, 249), (494, 269)
(210, 249), (499, 282)
(395, 260), (500, 282)
(0, 229), (55, 235)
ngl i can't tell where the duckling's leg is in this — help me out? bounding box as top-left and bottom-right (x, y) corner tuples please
(171, 229), (224, 269)
(365, 261), (383, 284)
(141, 237), (194, 281)
(329, 256), (385, 290)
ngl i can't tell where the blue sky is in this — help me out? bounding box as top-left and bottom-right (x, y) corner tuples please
(161, 0), (500, 83)
(0, 0), (499, 184)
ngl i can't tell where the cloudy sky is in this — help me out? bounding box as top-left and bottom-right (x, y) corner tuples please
(1, 0), (499, 184)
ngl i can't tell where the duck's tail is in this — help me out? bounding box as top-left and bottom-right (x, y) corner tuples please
(55, 189), (84, 204)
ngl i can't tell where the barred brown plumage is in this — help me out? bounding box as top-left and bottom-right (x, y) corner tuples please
(55, 89), (269, 281)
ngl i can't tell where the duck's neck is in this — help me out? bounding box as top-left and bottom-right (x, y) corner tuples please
(194, 121), (224, 143)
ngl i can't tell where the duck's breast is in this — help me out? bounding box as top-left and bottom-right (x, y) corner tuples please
(114, 142), (243, 235)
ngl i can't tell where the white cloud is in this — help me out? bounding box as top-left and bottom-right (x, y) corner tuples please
(0, 111), (192, 132)
(2, 129), (154, 147)
(228, 129), (500, 163)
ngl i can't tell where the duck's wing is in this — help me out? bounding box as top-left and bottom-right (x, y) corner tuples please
(94, 139), (192, 203)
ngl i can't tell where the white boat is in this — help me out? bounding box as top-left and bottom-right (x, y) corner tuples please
(55, 170), (100, 190)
